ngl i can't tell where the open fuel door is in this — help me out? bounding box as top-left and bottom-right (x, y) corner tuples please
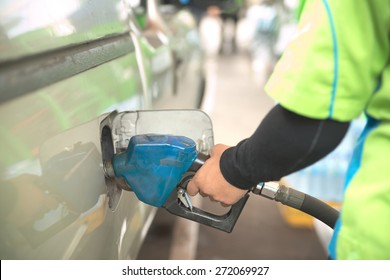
(100, 109), (214, 211)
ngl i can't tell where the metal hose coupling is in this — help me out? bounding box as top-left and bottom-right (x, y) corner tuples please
(252, 181), (305, 210)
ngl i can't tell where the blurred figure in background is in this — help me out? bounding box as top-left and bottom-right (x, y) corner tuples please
(199, 6), (223, 57)
(246, 0), (281, 81)
(234, 0), (299, 86)
(198, 1), (246, 56)
(219, 0), (245, 54)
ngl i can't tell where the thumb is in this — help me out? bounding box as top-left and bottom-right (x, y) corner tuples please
(186, 180), (199, 197)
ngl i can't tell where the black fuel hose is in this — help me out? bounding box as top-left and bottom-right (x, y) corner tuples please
(190, 154), (340, 229)
(253, 182), (340, 229)
(298, 192), (339, 229)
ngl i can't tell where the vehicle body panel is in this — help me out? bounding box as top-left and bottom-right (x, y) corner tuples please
(0, 0), (205, 259)
(0, 0), (129, 63)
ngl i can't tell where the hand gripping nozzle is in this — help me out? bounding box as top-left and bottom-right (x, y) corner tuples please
(104, 134), (249, 233)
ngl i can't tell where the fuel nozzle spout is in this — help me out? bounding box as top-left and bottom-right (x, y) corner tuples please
(252, 181), (339, 229)
(103, 159), (133, 191)
(103, 160), (115, 178)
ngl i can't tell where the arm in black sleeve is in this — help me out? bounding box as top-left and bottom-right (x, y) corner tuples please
(220, 104), (350, 189)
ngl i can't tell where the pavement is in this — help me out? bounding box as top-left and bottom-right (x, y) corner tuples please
(137, 53), (328, 260)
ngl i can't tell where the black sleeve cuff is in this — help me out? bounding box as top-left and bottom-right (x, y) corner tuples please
(220, 140), (258, 190)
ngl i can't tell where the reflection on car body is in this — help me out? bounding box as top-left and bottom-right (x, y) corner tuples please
(0, 0), (206, 259)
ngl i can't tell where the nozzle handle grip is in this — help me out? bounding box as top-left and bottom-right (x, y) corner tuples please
(164, 152), (248, 233)
(188, 152), (209, 172)
(164, 191), (249, 233)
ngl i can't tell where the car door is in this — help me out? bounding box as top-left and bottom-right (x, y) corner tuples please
(0, 0), (152, 260)
(0, 0), (207, 260)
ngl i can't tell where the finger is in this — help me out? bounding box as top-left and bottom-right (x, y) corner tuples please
(186, 180), (199, 196)
(221, 202), (231, 207)
(199, 192), (208, 197)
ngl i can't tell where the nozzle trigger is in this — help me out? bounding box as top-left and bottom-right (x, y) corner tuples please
(178, 188), (193, 212)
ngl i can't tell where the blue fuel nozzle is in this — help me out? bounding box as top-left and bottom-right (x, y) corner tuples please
(112, 134), (198, 207)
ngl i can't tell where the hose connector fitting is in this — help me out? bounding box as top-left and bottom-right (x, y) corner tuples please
(252, 181), (305, 210)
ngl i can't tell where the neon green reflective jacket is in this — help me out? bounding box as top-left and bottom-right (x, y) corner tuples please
(265, 0), (390, 259)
